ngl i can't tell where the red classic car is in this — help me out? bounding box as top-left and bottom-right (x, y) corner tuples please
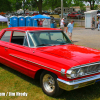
(0, 27), (100, 97)
(68, 12), (81, 19)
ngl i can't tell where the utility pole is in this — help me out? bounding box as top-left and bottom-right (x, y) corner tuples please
(61, 0), (63, 19)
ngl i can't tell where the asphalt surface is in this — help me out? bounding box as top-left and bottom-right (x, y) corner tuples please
(66, 27), (100, 50)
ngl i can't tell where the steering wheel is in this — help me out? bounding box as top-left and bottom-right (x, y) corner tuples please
(56, 39), (63, 42)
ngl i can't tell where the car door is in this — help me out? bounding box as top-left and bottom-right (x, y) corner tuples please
(6, 31), (33, 76)
(0, 30), (12, 64)
(0, 30), (41, 78)
(5, 31), (39, 78)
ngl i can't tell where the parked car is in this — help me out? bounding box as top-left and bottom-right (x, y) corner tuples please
(68, 12), (81, 19)
(0, 27), (100, 97)
(77, 11), (85, 19)
(42, 11), (50, 15)
(29, 11), (39, 16)
(59, 13), (69, 17)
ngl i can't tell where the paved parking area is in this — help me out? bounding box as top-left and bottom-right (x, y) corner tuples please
(71, 27), (100, 50)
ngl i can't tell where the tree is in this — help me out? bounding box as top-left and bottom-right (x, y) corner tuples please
(34, 0), (43, 14)
(8, 0), (22, 11)
(0, 0), (12, 12)
(73, 0), (86, 11)
(43, 0), (68, 11)
(82, 0), (96, 10)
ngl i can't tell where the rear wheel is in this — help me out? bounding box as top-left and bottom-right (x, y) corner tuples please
(40, 71), (63, 97)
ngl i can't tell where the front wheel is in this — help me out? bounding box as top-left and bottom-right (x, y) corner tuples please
(40, 71), (63, 97)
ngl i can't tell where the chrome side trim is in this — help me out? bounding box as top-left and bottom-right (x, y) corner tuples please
(57, 74), (100, 91)
(9, 54), (60, 73)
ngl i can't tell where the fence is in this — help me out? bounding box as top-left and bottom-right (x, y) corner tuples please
(55, 18), (85, 27)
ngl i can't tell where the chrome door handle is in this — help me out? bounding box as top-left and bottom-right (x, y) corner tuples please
(5, 47), (8, 49)
(5, 47), (9, 51)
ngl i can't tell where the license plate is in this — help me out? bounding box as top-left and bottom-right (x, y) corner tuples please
(96, 79), (100, 82)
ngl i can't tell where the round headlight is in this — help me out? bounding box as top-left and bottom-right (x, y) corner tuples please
(78, 68), (85, 77)
(66, 69), (77, 79)
(70, 70), (77, 78)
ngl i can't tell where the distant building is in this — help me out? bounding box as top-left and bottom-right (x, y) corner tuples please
(54, 7), (75, 14)
(54, 6), (91, 14)
(73, 6), (90, 12)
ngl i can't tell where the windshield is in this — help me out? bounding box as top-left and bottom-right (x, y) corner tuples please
(28, 31), (71, 47)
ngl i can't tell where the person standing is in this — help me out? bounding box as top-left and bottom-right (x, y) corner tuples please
(66, 20), (74, 41)
(38, 19), (45, 27)
(60, 18), (65, 31)
(91, 17), (95, 30)
(98, 17), (100, 31)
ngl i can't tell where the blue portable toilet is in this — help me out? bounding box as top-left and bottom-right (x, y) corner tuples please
(18, 16), (25, 26)
(31, 18), (38, 27)
(31, 14), (50, 27)
(10, 16), (18, 27)
(50, 23), (54, 28)
(25, 16), (32, 26)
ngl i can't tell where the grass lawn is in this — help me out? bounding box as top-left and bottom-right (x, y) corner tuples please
(0, 22), (8, 30)
(0, 64), (100, 100)
(51, 15), (60, 18)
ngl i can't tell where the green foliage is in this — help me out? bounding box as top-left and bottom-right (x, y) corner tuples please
(42, 0), (74, 11)
(43, 0), (60, 11)
(0, 0), (12, 12)
(66, 0), (73, 7)
(94, 5), (98, 10)
(8, 0), (23, 11)
(0, 0), (99, 12)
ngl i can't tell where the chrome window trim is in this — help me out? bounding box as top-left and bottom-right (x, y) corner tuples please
(9, 54), (60, 73)
(26, 31), (31, 47)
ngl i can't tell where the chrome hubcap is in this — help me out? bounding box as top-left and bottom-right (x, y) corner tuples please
(43, 74), (55, 93)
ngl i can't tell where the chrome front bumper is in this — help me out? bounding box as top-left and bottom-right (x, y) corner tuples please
(57, 74), (100, 91)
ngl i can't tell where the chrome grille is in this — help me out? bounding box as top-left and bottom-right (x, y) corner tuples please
(68, 62), (100, 79)
(87, 64), (100, 74)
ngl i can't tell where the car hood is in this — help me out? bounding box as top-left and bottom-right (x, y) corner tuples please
(38, 44), (100, 65)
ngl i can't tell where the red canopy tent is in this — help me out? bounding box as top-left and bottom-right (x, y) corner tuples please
(0, 12), (6, 15)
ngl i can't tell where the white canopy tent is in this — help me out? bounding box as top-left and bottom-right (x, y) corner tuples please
(0, 15), (8, 29)
(0, 15), (8, 22)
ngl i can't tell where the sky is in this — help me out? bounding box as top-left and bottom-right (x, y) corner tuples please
(83, 1), (99, 6)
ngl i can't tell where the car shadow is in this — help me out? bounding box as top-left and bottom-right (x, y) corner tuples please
(56, 81), (100, 100)
(0, 63), (40, 87)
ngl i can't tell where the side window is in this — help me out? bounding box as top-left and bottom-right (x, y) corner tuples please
(11, 31), (25, 45)
(1, 31), (12, 42)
